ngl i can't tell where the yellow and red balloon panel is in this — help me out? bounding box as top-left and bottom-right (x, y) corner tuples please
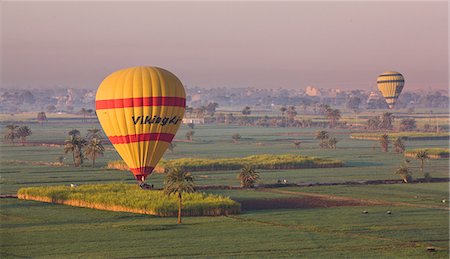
(96, 66), (185, 182)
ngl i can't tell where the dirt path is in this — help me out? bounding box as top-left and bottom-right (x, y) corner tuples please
(257, 188), (450, 210)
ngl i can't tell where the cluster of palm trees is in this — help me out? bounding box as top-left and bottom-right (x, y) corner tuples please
(396, 150), (431, 183)
(367, 112), (393, 130)
(3, 124), (32, 145)
(319, 104), (341, 128)
(63, 128), (105, 167)
(315, 130), (339, 149)
(379, 135), (406, 153)
(279, 106), (298, 127)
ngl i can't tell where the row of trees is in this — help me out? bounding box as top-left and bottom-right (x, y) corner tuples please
(3, 124), (33, 145)
(63, 128), (105, 167)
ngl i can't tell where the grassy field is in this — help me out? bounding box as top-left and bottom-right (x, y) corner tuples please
(109, 154), (344, 172)
(1, 116), (449, 258)
(18, 183), (240, 216)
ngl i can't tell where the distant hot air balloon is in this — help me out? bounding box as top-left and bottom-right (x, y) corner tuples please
(376, 71), (405, 109)
(96, 66), (186, 183)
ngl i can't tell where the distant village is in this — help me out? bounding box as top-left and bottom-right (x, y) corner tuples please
(0, 85), (448, 115)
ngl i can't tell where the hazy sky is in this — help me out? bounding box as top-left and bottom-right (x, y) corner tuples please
(1, 1), (448, 90)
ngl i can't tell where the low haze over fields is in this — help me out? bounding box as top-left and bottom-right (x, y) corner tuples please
(1, 1), (448, 90)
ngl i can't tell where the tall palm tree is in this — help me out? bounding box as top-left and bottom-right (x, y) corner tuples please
(280, 107), (287, 127)
(380, 112), (394, 130)
(415, 150), (430, 180)
(4, 124), (19, 143)
(379, 134), (390, 152)
(325, 108), (341, 128)
(237, 165), (260, 188)
(164, 167), (195, 224)
(86, 128), (102, 140)
(286, 106), (297, 127)
(315, 130), (329, 148)
(64, 134), (86, 167)
(85, 138), (105, 167)
(393, 138), (405, 153)
(17, 126), (32, 145)
(37, 112), (47, 124)
(80, 108), (88, 122)
(367, 116), (381, 130)
(185, 130), (195, 141)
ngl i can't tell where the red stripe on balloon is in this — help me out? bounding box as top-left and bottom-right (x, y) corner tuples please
(129, 167), (155, 181)
(96, 97), (186, 110)
(108, 133), (175, 144)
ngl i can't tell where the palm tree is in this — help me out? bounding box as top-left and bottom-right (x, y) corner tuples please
(327, 137), (338, 149)
(380, 112), (393, 130)
(415, 150), (430, 180)
(325, 108), (341, 128)
(85, 138), (105, 167)
(232, 133), (241, 143)
(286, 106), (297, 127)
(237, 165), (260, 188)
(64, 134), (86, 167)
(4, 124), (19, 143)
(292, 140), (301, 149)
(367, 116), (381, 130)
(164, 167), (195, 224)
(80, 108), (88, 122)
(242, 106), (251, 115)
(168, 142), (176, 153)
(17, 126), (32, 145)
(395, 164), (413, 183)
(185, 130), (195, 141)
(393, 138), (405, 153)
(379, 134), (390, 152)
(280, 107), (287, 127)
(86, 128), (102, 140)
(315, 130), (329, 148)
(68, 129), (81, 137)
(37, 112), (47, 124)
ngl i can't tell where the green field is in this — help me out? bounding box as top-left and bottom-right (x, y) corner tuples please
(18, 183), (240, 216)
(1, 117), (449, 258)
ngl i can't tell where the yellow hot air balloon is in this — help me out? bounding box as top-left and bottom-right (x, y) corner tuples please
(377, 71), (405, 109)
(96, 66), (185, 183)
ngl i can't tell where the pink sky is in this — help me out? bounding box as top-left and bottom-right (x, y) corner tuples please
(1, 1), (448, 91)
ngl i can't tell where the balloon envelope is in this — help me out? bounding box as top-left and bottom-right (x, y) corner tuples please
(377, 71), (405, 109)
(96, 66), (186, 182)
